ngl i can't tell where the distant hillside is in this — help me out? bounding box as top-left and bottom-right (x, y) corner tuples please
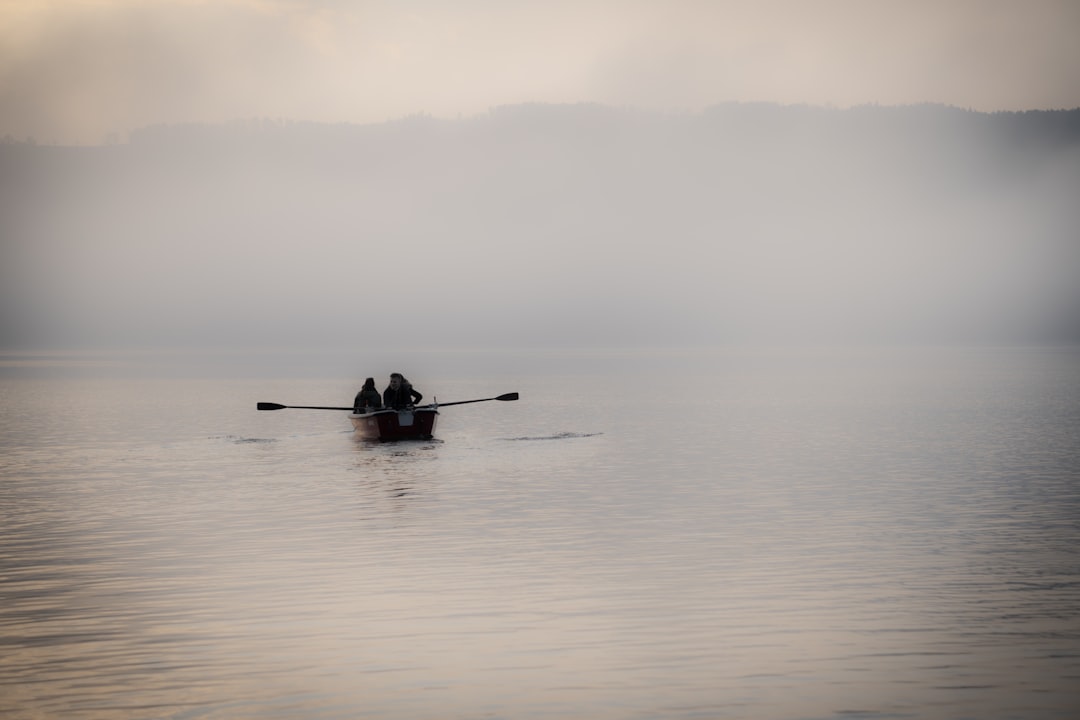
(2, 103), (1078, 350)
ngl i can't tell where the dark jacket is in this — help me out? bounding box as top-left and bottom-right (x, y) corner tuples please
(353, 388), (382, 412)
(383, 382), (423, 409)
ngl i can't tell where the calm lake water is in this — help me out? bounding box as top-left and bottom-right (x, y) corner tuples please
(2, 347), (1078, 719)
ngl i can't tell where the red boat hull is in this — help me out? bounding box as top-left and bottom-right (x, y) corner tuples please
(349, 408), (439, 441)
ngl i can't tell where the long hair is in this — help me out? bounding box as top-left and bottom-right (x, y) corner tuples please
(362, 377), (376, 391)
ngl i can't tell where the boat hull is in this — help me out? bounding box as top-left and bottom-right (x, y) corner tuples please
(349, 408), (438, 441)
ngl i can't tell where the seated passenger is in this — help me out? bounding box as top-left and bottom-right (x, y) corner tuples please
(353, 377), (383, 413)
(382, 372), (423, 409)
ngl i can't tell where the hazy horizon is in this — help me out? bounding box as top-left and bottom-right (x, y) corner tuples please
(3, 103), (1078, 358)
(2, 2), (1079, 360)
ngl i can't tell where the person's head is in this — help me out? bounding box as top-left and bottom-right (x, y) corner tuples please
(363, 377), (376, 390)
(389, 372), (403, 389)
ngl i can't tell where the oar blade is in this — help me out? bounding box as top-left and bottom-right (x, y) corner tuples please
(257, 402), (287, 411)
(434, 392), (520, 408)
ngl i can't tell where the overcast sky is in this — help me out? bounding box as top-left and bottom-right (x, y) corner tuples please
(2, 0), (1079, 144)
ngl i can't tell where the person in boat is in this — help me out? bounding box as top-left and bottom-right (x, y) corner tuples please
(353, 377), (383, 413)
(383, 372), (423, 409)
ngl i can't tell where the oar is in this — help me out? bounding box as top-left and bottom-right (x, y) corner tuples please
(257, 402), (354, 411)
(433, 392), (519, 408)
(258, 393), (518, 412)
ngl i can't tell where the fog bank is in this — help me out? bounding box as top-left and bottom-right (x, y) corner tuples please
(2, 103), (1078, 352)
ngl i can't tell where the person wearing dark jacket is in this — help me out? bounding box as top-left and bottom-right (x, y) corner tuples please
(383, 373), (422, 409)
(353, 377), (383, 413)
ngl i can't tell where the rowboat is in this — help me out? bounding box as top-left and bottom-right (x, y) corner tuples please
(257, 392), (518, 442)
(349, 406), (438, 441)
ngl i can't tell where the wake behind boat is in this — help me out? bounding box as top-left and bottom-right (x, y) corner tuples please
(256, 392), (518, 442)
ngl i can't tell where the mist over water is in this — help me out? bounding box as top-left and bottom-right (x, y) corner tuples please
(2, 98), (1079, 718)
(2, 103), (1078, 356)
(4, 4), (1079, 717)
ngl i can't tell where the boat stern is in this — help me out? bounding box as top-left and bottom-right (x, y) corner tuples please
(349, 408), (438, 441)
